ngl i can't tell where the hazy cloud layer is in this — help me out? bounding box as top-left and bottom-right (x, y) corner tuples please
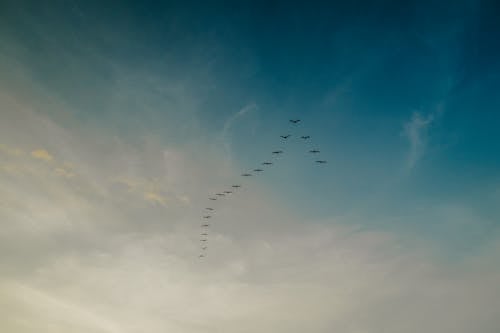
(1, 75), (500, 333)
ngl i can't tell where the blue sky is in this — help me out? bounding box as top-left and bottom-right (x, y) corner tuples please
(1, 1), (499, 332)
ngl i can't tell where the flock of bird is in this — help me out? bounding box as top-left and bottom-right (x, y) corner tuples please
(198, 119), (327, 258)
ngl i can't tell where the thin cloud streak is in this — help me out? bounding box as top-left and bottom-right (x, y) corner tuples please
(221, 103), (258, 157)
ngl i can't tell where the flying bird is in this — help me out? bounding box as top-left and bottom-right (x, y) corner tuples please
(200, 239), (208, 242)
(309, 149), (320, 153)
(272, 150), (283, 155)
(223, 191), (232, 194)
(203, 215), (211, 219)
(199, 254), (205, 258)
(201, 224), (210, 227)
(209, 197), (217, 200)
(216, 193), (225, 196)
(289, 119), (301, 124)
(301, 135), (310, 139)
(280, 135), (291, 139)
(242, 173), (252, 176)
(201, 233), (208, 236)
(253, 168), (263, 172)
(232, 185), (241, 188)
(202, 246), (207, 250)
(316, 160), (327, 164)
(205, 208), (214, 211)
(262, 162), (273, 165)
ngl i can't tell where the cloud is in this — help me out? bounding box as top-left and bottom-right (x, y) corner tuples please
(222, 103), (257, 136)
(0, 281), (123, 333)
(221, 103), (258, 155)
(402, 111), (435, 169)
(402, 100), (447, 170)
(31, 149), (53, 162)
(1, 218), (499, 333)
(54, 167), (75, 179)
(111, 176), (183, 207)
(143, 191), (168, 207)
(1, 144), (78, 181)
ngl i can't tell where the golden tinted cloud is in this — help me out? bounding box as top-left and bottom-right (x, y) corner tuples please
(31, 149), (53, 162)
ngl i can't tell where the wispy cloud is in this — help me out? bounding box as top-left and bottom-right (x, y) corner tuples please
(143, 191), (168, 207)
(221, 103), (258, 155)
(222, 103), (257, 136)
(54, 166), (75, 179)
(31, 149), (53, 162)
(402, 109), (439, 169)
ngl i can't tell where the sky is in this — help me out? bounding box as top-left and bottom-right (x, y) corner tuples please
(0, 1), (499, 332)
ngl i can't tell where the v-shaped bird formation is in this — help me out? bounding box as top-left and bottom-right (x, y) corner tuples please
(198, 119), (326, 258)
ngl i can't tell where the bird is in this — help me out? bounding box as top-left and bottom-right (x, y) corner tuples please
(280, 135), (291, 139)
(223, 191), (232, 194)
(203, 215), (211, 219)
(290, 119), (301, 124)
(202, 246), (207, 250)
(216, 193), (225, 196)
(262, 162), (273, 165)
(209, 197), (217, 200)
(205, 208), (214, 211)
(301, 135), (310, 139)
(316, 160), (327, 164)
(253, 168), (263, 172)
(309, 149), (320, 153)
(199, 254), (205, 258)
(201, 224), (210, 227)
(200, 239), (208, 242)
(232, 185), (241, 188)
(242, 173), (252, 176)
(272, 150), (283, 155)
(201, 233), (208, 236)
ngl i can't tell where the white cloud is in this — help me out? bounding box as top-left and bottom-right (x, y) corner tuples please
(402, 101), (447, 170)
(31, 149), (54, 162)
(402, 111), (435, 169)
(221, 103), (258, 155)
(1, 215), (499, 333)
(222, 103), (257, 137)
